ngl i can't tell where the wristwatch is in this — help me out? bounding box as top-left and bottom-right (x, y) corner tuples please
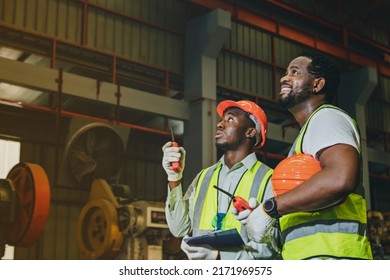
(263, 197), (281, 218)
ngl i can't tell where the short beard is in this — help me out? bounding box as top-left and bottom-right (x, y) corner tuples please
(279, 86), (312, 109)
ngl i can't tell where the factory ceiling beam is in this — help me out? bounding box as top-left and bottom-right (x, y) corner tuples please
(0, 56), (190, 121)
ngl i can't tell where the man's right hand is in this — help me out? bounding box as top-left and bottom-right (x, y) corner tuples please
(230, 197), (258, 224)
(162, 141), (186, 182)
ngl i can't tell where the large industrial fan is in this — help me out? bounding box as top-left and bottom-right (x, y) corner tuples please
(57, 118), (129, 188)
(0, 162), (50, 258)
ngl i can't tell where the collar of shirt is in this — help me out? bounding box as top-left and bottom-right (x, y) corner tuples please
(219, 152), (258, 172)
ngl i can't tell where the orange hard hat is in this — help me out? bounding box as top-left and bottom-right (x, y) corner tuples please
(271, 154), (321, 196)
(216, 100), (268, 148)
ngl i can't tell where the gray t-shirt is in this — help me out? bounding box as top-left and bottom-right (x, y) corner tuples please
(290, 107), (360, 158)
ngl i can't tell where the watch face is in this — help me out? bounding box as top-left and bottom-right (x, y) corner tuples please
(264, 199), (275, 212)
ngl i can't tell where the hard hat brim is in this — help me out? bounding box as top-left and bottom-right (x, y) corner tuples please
(217, 100), (245, 118)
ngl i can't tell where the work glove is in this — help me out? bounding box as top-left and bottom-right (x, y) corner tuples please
(230, 197), (258, 225)
(162, 141), (186, 182)
(245, 202), (273, 243)
(180, 238), (218, 260)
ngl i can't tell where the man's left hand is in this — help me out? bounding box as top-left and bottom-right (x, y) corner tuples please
(180, 238), (219, 260)
(245, 203), (273, 243)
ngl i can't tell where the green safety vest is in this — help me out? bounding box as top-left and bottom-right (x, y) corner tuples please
(192, 161), (273, 237)
(280, 104), (373, 260)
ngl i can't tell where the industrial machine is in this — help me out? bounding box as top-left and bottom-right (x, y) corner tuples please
(0, 162), (50, 258)
(77, 179), (171, 260)
(66, 120), (182, 260)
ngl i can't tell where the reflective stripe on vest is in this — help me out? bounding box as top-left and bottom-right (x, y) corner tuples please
(192, 161), (273, 237)
(282, 104), (372, 260)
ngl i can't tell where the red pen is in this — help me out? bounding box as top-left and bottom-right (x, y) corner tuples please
(213, 185), (252, 212)
(170, 126), (180, 173)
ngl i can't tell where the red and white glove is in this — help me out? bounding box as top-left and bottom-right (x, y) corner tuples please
(230, 197), (258, 224)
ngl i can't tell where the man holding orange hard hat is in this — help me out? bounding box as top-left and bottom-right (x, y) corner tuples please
(234, 51), (373, 260)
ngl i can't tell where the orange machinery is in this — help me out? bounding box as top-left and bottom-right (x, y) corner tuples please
(0, 163), (50, 258)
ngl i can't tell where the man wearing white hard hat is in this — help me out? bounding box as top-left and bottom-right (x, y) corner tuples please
(162, 100), (279, 260)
